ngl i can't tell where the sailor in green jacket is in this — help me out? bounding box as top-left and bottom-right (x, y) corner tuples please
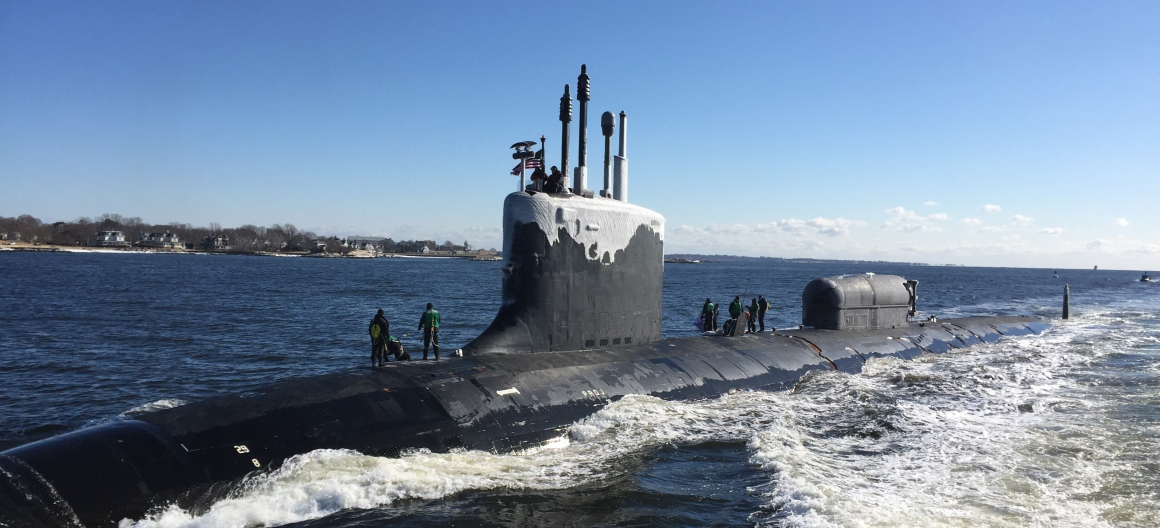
(729, 296), (743, 320)
(701, 298), (718, 332)
(418, 302), (441, 360)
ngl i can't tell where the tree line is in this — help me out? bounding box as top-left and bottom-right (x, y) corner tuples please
(0, 214), (483, 254)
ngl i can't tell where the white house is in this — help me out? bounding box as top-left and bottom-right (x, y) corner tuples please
(91, 231), (129, 247)
(135, 231), (182, 248)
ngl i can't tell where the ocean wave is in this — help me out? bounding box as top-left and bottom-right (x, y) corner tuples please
(752, 309), (1158, 527)
(121, 399), (190, 417)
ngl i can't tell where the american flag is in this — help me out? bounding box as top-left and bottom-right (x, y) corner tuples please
(510, 158), (542, 175)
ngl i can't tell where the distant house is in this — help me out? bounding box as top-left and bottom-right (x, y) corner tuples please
(344, 236), (387, 255)
(304, 237), (338, 253)
(200, 234), (230, 250)
(135, 231), (182, 248)
(91, 231), (129, 247)
(347, 237), (383, 248)
(420, 246), (431, 254)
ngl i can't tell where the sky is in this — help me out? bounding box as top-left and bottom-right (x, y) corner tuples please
(1, 1), (1157, 269)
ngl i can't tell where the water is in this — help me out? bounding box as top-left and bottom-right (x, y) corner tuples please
(2, 252), (1158, 527)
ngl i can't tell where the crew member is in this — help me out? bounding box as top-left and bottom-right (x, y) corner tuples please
(387, 335), (409, 361)
(418, 302), (441, 360)
(530, 166), (548, 192)
(369, 309), (390, 366)
(545, 166), (564, 193)
(726, 296), (743, 336)
(747, 298), (759, 333)
(757, 295), (769, 332)
(701, 298), (718, 332)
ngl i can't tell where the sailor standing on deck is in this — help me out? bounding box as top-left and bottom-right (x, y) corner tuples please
(747, 298), (759, 333)
(418, 303), (441, 360)
(757, 295), (769, 332)
(701, 298), (718, 332)
(369, 309), (390, 367)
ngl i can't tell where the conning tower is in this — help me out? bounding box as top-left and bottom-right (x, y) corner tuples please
(465, 65), (664, 354)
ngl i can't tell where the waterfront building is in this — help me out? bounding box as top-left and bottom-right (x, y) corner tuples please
(90, 231), (129, 247)
(346, 236), (385, 255)
(199, 235), (230, 250)
(135, 231), (182, 248)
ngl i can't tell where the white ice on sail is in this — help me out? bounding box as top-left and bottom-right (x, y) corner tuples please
(501, 191), (664, 265)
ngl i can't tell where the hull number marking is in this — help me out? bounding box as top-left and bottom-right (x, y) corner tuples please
(251, 458), (260, 467)
(235, 445), (250, 454)
(496, 388), (520, 396)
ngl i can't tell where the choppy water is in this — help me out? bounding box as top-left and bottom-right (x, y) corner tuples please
(2, 253), (1158, 527)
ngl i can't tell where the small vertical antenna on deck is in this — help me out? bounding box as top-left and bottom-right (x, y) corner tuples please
(1062, 284), (1070, 319)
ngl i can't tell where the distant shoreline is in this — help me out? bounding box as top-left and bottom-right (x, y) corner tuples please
(665, 253), (941, 267)
(2, 245), (1138, 272)
(0, 243), (498, 260)
(664, 253), (1145, 272)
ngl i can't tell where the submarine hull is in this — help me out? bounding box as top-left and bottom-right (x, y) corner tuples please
(1, 316), (1049, 526)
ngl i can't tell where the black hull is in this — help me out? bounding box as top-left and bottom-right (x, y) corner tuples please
(1, 316), (1048, 527)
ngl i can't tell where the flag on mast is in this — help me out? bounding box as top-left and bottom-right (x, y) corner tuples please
(511, 158), (542, 175)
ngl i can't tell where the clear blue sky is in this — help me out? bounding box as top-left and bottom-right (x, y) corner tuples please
(2, 1), (1157, 268)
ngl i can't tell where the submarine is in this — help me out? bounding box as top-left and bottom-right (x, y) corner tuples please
(0, 66), (1050, 528)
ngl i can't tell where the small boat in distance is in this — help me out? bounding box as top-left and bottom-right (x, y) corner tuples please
(1053, 270), (1059, 278)
(1142, 272), (1152, 282)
